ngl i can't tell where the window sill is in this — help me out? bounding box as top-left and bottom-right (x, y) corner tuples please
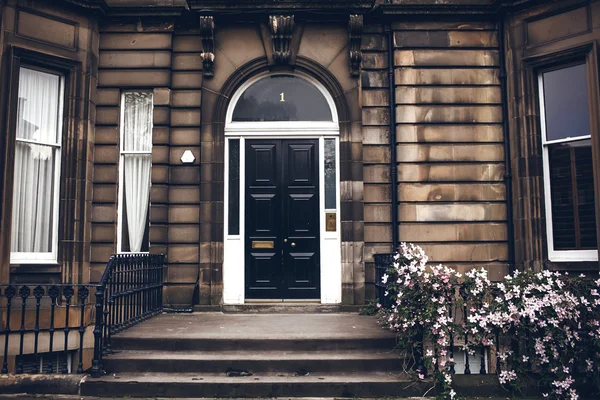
(10, 263), (61, 275)
(545, 260), (599, 272)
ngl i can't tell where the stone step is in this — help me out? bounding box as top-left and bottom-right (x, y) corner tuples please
(102, 349), (404, 373)
(81, 372), (433, 398)
(110, 337), (397, 352)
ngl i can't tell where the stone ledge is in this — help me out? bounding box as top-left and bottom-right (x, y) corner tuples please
(0, 374), (84, 395)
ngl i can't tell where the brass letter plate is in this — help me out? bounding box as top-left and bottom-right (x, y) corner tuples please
(252, 241), (274, 249)
(326, 212), (337, 232)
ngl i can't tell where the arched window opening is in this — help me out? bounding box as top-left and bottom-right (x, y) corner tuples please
(231, 75), (333, 122)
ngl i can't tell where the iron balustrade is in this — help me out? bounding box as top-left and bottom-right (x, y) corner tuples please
(0, 253), (165, 375)
(1, 284), (93, 374)
(91, 253), (165, 376)
(374, 253), (490, 377)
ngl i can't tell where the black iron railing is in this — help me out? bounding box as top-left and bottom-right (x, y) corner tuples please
(0, 253), (165, 375)
(374, 253), (489, 377)
(91, 253), (165, 376)
(374, 253), (395, 309)
(1, 284), (94, 374)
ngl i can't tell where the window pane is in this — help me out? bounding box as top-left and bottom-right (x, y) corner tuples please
(16, 68), (61, 144)
(542, 64), (591, 142)
(324, 139), (336, 210)
(121, 92), (153, 253)
(121, 154), (152, 252)
(11, 67), (62, 256)
(11, 144), (57, 253)
(548, 139), (597, 250)
(232, 75), (333, 122)
(228, 139), (240, 235)
(123, 92), (153, 152)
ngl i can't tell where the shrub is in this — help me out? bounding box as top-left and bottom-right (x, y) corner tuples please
(377, 243), (600, 400)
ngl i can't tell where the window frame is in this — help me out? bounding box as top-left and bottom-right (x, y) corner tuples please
(117, 90), (154, 254)
(535, 49), (600, 263)
(9, 65), (65, 264)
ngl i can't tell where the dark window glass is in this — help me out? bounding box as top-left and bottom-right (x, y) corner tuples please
(324, 139), (336, 209)
(549, 139), (597, 250)
(228, 139), (240, 235)
(542, 64), (591, 142)
(232, 75), (333, 122)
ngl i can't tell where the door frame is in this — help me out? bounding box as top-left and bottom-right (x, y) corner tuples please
(223, 72), (341, 304)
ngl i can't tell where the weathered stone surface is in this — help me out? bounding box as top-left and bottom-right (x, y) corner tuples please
(397, 144), (504, 162)
(399, 223), (507, 241)
(168, 206), (200, 223)
(167, 244), (199, 263)
(396, 105), (502, 123)
(100, 33), (172, 50)
(364, 204), (392, 223)
(398, 203), (506, 222)
(362, 108), (390, 125)
(172, 72), (203, 89)
(172, 35), (203, 52)
(394, 31), (497, 48)
(171, 109), (201, 127)
(395, 68), (499, 85)
(98, 70), (171, 87)
(172, 91), (202, 108)
(396, 86), (501, 104)
(419, 243), (508, 262)
(99, 51), (171, 68)
(395, 49), (499, 67)
(172, 53), (203, 71)
(399, 183), (506, 202)
(299, 24), (348, 67)
(169, 187), (201, 204)
(363, 183), (391, 203)
(363, 146), (390, 163)
(92, 205), (116, 223)
(392, 22), (496, 31)
(96, 107), (119, 125)
(363, 89), (389, 107)
(398, 163), (504, 182)
(364, 224), (392, 242)
(96, 89), (120, 106)
(396, 124), (503, 143)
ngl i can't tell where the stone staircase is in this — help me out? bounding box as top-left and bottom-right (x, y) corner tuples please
(81, 312), (431, 397)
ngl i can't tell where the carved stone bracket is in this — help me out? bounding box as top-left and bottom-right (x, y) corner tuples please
(269, 15), (295, 65)
(349, 14), (363, 77)
(199, 16), (215, 78)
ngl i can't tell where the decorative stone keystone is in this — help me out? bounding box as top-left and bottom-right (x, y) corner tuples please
(269, 15), (295, 65)
(199, 16), (215, 77)
(180, 150), (196, 164)
(349, 14), (363, 77)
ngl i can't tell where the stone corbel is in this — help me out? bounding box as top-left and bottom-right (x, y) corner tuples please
(199, 16), (215, 78)
(269, 15), (295, 65)
(349, 14), (363, 77)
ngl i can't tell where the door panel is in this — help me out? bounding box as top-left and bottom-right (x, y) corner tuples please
(245, 139), (320, 299)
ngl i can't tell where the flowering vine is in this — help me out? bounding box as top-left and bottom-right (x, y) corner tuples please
(377, 243), (600, 400)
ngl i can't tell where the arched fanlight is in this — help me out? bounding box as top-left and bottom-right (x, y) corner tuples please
(231, 75), (333, 122)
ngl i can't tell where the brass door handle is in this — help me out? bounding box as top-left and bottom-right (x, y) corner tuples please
(291, 242), (296, 247)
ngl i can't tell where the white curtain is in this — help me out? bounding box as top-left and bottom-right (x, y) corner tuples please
(123, 92), (153, 252)
(11, 67), (61, 254)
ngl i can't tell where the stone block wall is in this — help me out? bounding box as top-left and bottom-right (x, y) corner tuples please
(362, 21), (510, 293)
(92, 22), (204, 306)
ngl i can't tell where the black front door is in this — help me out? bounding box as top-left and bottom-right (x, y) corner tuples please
(245, 139), (320, 299)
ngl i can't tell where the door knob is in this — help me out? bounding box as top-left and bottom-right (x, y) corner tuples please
(284, 239), (288, 243)
(291, 242), (296, 247)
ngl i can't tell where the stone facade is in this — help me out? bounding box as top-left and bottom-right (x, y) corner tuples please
(0, 0), (599, 308)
